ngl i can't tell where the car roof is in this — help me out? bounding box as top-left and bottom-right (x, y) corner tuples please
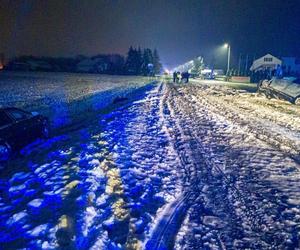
(0, 107), (25, 112)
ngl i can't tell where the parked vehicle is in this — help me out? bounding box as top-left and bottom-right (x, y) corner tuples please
(0, 107), (50, 161)
(202, 73), (215, 80)
(258, 77), (300, 105)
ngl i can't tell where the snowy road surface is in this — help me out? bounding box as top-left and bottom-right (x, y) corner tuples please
(1, 79), (300, 249)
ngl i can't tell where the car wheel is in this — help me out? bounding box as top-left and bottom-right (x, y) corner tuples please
(295, 97), (300, 106)
(258, 89), (267, 98)
(41, 120), (50, 138)
(0, 142), (11, 161)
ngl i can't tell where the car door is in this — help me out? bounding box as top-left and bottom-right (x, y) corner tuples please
(0, 111), (15, 146)
(5, 109), (34, 146)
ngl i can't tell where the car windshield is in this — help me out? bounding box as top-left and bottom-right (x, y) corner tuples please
(0, 111), (12, 127)
(7, 109), (31, 121)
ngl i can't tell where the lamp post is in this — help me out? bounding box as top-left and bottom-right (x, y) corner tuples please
(224, 43), (231, 76)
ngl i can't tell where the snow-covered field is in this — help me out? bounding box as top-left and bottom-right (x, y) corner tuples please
(0, 71), (152, 128)
(0, 75), (300, 249)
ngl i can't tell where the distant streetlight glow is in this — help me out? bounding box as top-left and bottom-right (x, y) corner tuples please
(164, 69), (170, 74)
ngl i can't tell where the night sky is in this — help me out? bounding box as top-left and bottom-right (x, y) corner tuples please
(1, 0), (300, 69)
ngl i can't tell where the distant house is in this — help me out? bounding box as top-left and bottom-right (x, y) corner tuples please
(281, 57), (300, 75)
(76, 57), (109, 73)
(6, 59), (52, 71)
(76, 55), (125, 74)
(7, 62), (31, 71)
(212, 69), (224, 76)
(250, 54), (282, 72)
(27, 60), (52, 71)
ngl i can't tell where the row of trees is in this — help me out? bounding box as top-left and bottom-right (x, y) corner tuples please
(125, 47), (162, 76)
(5, 47), (163, 76)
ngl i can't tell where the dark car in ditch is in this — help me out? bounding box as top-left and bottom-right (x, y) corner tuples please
(258, 77), (300, 105)
(0, 107), (50, 161)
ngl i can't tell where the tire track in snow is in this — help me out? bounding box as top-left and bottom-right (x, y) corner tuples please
(188, 84), (300, 163)
(146, 83), (230, 249)
(148, 82), (294, 249)
(168, 83), (300, 249)
(145, 83), (200, 250)
(165, 84), (245, 249)
(146, 192), (195, 250)
(170, 84), (274, 244)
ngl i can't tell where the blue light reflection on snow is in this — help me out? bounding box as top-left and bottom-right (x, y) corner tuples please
(0, 84), (160, 249)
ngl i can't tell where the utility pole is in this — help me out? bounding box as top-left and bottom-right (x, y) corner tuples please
(227, 45), (231, 76)
(245, 54), (249, 76)
(238, 53), (242, 76)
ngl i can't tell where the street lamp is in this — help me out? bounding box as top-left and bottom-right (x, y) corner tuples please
(224, 43), (231, 76)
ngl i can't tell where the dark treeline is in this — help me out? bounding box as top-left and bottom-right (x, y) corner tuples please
(125, 47), (162, 76)
(5, 47), (162, 76)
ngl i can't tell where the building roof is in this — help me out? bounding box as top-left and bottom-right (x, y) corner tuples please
(250, 54), (282, 72)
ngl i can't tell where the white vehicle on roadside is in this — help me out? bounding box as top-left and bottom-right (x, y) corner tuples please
(258, 77), (300, 105)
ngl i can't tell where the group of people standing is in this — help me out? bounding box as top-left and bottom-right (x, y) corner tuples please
(173, 71), (190, 83)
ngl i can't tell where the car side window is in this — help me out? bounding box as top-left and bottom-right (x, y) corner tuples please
(8, 109), (30, 121)
(0, 111), (12, 127)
